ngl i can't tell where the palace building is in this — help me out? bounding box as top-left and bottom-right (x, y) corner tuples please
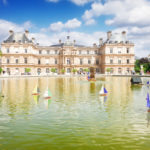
(0, 30), (135, 75)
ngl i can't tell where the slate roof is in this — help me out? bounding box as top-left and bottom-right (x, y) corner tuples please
(4, 32), (32, 43)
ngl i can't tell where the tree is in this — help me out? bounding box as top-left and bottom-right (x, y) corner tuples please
(0, 68), (3, 74)
(25, 68), (31, 73)
(51, 68), (56, 73)
(106, 68), (111, 73)
(72, 68), (77, 74)
(61, 68), (65, 74)
(134, 60), (140, 72)
(83, 68), (89, 72)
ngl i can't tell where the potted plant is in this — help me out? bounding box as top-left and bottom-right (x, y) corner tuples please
(106, 68), (111, 74)
(51, 68), (56, 74)
(25, 68), (31, 75)
(61, 68), (65, 74)
(72, 68), (77, 74)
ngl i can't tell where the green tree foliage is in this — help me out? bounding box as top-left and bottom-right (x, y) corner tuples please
(72, 68), (77, 73)
(25, 68), (31, 73)
(51, 68), (56, 73)
(83, 68), (89, 72)
(106, 68), (111, 73)
(0, 68), (3, 74)
(135, 58), (150, 73)
(61, 69), (65, 73)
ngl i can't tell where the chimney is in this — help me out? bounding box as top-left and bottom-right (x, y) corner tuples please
(122, 31), (126, 39)
(9, 30), (14, 35)
(107, 31), (112, 40)
(93, 43), (97, 47)
(99, 38), (103, 46)
(59, 39), (61, 44)
(32, 37), (35, 43)
(25, 30), (29, 37)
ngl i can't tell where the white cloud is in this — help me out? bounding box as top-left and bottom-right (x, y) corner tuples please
(49, 18), (81, 32)
(69, 0), (94, 6)
(85, 19), (96, 26)
(49, 21), (64, 32)
(65, 18), (81, 29)
(83, 0), (150, 27)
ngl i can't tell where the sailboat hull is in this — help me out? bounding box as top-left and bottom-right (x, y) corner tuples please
(32, 93), (40, 95)
(99, 94), (107, 96)
(44, 96), (51, 99)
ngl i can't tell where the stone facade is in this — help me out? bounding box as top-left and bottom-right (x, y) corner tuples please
(0, 30), (134, 75)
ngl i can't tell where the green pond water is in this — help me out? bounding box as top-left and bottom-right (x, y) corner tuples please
(0, 77), (150, 150)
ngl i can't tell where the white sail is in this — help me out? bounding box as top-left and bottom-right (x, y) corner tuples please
(99, 86), (104, 94)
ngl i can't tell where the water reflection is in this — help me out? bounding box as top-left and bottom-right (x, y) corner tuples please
(43, 98), (52, 109)
(33, 95), (40, 104)
(0, 77), (150, 150)
(147, 109), (150, 127)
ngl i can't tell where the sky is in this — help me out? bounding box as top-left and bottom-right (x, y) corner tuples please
(0, 0), (150, 57)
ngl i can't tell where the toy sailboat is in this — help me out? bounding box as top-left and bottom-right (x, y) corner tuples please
(146, 93), (150, 108)
(43, 87), (52, 99)
(99, 85), (108, 96)
(32, 84), (40, 95)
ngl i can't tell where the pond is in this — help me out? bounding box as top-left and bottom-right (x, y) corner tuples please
(0, 77), (150, 150)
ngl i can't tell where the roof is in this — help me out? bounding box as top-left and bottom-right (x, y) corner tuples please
(3, 32), (32, 44)
(105, 32), (133, 44)
(50, 35), (85, 47)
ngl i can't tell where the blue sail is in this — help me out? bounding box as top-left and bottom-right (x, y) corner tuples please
(104, 88), (108, 94)
(147, 93), (150, 108)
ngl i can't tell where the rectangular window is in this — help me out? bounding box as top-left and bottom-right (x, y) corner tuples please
(55, 59), (57, 64)
(55, 50), (57, 54)
(87, 50), (89, 54)
(39, 50), (42, 54)
(47, 51), (49, 54)
(118, 59), (121, 64)
(7, 58), (9, 64)
(96, 59), (99, 65)
(7, 48), (9, 53)
(46, 68), (50, 73)
(88, 59), (91, 64)
(110, 59), (113, 64)
(127, 48), (129, 53)
(38, 59), (41, 64)
(118, 50), (121, 54)
(79, 51), (81, 55)
(80, 59), (83, 65)
(110, 48), (113, 53)
(16, 59), (18, 64)
(127, 59), (130, 64)
(95, 51), (97, 54)
(25, 49), (27, 53)
(67, 59), (70, 65)
(24, 58), (27, 64)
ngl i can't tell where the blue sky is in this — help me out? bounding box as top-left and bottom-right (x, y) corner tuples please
(0, 0), (150, 57)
